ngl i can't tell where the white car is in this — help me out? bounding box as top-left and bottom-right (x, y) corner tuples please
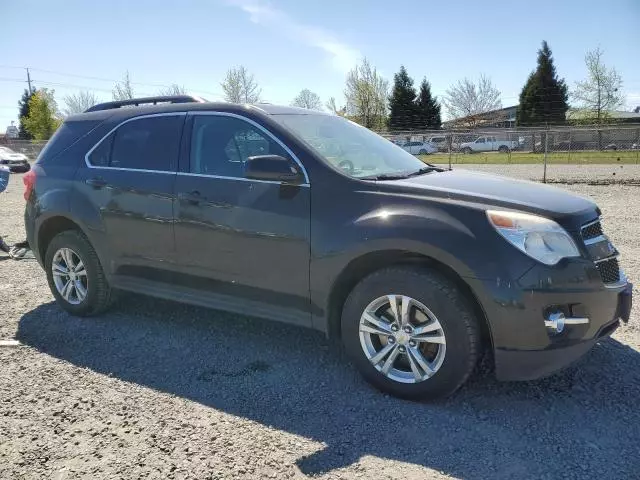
(459, 136), (519, 154)
(399, 141), (437, 155)
(0, 146), (30, 173)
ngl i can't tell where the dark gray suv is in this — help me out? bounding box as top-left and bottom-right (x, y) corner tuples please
(24, 96), (632, 399)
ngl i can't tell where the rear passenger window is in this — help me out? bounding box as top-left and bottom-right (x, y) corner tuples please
(88, 115), (183, 171)
(88, 133), (112, 167)
(190, 115), (287, 177)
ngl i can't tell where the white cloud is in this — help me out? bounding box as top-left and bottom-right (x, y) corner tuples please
(626, 92), (640, 109)
(226, 0), (360, 73)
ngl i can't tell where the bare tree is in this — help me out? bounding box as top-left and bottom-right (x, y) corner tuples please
(221, 66), (261, 103)
(326, 97), (338, 113)
(325, 97), (346, 116)
(112, 71), (135, 101)
(158, 84), (187, 96)
(63, 91), (99, 116)
(443, 75), (502, 127)
(572, 47), (624, 124)
(291, 89), (322, 110)
(344, 58), (389, 129)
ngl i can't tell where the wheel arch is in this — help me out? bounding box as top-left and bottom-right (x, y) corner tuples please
(37, 215), (91, 265)
(325, 250), (493, 352)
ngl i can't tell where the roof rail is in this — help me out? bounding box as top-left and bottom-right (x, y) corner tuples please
(84, 95), (207, 113)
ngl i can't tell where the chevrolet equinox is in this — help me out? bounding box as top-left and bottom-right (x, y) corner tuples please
(24, 96), (633, 399)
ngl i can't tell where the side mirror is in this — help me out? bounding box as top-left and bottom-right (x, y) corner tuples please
(244, 155), (303, 184)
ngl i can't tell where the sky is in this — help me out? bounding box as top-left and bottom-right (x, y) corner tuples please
(1, 0), (639, 128)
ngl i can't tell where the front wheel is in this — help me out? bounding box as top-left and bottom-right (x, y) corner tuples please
(45, 230), (112, 316)
(498, 145), (509, 153)
(418, 149), (428, 155)
(462, 147), (473, 154)
(341, 267), (481, 400)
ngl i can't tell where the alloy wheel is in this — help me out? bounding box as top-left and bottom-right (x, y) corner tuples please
(51, 247), (88, 305)
(359, 295), (446, 383)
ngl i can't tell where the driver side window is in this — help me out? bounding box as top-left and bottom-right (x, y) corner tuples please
(190, 115), (288, 177)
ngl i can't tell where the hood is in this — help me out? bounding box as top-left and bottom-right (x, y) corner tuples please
(379, 169), (597, 226)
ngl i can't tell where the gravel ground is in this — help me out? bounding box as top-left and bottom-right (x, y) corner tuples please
(1, 171), (639, 480)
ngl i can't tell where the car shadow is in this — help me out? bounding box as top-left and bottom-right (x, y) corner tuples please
(16, 295), (640, 479)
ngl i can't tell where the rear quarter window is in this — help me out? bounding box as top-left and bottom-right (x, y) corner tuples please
(37, 120), (102, 164)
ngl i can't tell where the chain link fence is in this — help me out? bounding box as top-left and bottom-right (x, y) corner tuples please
(380, 125), (640, 184)
(4, 126), (640, 184)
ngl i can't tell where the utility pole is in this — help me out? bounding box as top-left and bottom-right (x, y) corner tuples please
(26, 68), (33, 94)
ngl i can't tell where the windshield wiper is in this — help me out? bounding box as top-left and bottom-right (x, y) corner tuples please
(360, 166), (441, 181)
(405, 166), (442, 177)
(359, 172), (412, 180)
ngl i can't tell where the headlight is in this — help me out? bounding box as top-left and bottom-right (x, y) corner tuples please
(487, 210), (580, 265)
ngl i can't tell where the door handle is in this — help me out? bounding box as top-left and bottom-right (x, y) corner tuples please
(178, 190), (202, 204)
(86, 177), (107, 189)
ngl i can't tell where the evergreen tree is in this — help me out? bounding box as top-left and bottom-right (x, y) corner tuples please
(388, 66), (418, 130)
(18, 88), (37, 140)
(415, 78), (441, 129)
(517, 41), (569, 126)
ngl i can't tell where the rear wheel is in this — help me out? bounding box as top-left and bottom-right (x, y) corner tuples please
(45, 230), (112, 316)
(341, 267), (481, 400)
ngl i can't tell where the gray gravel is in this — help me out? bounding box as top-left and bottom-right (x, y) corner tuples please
(1, 171), (639, 479)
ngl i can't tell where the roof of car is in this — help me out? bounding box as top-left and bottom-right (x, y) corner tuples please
(66, 97), (330, 122)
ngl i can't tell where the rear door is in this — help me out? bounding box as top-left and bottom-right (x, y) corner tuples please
(75, 113), (185, 272)
(173, 112), (311, 323)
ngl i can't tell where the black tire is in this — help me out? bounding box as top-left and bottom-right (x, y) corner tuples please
(341, 267), (480, 400)
(498, 145), (509, 153)
(45, 230), (112, 316)
(418, 149), (428, 155)
(462, 147), (472, 154)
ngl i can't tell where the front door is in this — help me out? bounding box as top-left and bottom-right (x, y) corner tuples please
(173, 113), (311, 323)
(75, 114), (184, 271)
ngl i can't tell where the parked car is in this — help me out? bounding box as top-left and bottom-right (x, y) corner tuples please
(24, 96), (632, 400)
(425, 135), (450, 152)
(459, 136), (519, 153)
(0, 146), (30, 173)
(400, 140), (437, 155)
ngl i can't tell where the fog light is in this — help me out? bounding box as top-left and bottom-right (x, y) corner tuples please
(545, 311), (590, 334)
(545, 312), (566, 333)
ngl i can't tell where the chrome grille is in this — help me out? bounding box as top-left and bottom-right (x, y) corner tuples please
(596, 257), (620, 284)
(581, 218), (622, 285)
(581, 220), (603, 240)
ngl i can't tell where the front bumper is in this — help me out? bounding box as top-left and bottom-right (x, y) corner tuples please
(467, 263), (633, 381)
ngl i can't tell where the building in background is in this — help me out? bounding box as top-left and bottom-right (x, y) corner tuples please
(443, 106), (518, 129)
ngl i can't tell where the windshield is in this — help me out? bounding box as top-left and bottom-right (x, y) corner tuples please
(272, 114), (428, 179)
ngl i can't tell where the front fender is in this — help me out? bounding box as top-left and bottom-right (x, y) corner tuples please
(309, 201), (536, 331)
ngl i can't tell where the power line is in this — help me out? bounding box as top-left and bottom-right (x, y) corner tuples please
(0, 65), (224, 98)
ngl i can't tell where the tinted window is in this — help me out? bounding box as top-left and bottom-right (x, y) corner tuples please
(190, 115), (287, 177)
(88, 133), (113, 167)
(39, 120), (101, 164)
(94, 115), (183, 171)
